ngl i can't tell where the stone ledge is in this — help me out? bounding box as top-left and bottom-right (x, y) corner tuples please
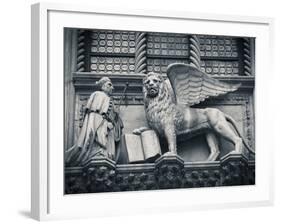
(65, 154), (255, 194)
(72, 72), (254, 91)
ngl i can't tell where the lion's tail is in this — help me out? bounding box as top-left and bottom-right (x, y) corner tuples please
(225, 114), (255, 155)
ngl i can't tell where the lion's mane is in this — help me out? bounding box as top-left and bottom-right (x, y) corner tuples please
(143, 73), (184, 136)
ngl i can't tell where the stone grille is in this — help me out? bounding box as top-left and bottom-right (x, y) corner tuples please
(91, 31), (136, 54)
(86, 30), (248, 76)
(90, 56), (135, 73)
(201, 60), (239, 76)
(147, 33), (189, 56)
(147, 58), (188, 74)
(199, 35), (239, 58)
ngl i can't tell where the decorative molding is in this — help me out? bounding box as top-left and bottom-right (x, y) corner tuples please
(65, 154), (255, 194)
(155, 154), (185, 189)
(64, 167), (87, 194)
(221, 153), (250, 186)
(115, 171), (157, 191)
(72, 72), (144, 92)
(245, 99), (254, 148)
(72, 72), (254, 91)
(64, 29), (78, 149)
(183, 168), (221, 188)
(83, 157), (117, 193)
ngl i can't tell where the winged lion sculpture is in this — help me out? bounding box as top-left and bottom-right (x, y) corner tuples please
(134, 63), (254, 161)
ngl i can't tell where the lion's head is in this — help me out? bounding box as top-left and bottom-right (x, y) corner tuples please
(142, 72), (182, 138)
(143, 72), (164, 98)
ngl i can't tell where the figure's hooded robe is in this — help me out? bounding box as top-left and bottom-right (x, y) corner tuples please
(65, 91), (123, 166)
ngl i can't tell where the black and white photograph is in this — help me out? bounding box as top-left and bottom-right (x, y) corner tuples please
(2, 0), (281, 222)
(64, 28), (256, 194)
(23, 0), (279, 222)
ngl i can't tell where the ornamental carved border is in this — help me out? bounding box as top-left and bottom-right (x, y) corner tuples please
(65, 154), (255, 194)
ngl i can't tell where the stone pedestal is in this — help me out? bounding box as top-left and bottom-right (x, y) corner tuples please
(221, 152), (250, 186)
(83, 156), (116, 192)
(64, 167), (87, 194)
(248, 160), (255, 185)
(155, 153), (185, 189)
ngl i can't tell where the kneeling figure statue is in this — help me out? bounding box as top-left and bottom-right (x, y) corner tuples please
(65, 77), (123, 166)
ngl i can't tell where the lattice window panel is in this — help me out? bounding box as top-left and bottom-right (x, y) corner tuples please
(201, 60), (239, 76)
(199, 35), (239, 58)
(90, 57), (135, 73)
(89, 30), (136, 74)
(147, 58), (188, 74)
(91, 30), (136, 54)
(82, 30), (250, 76)
(147, 33), (189, 57)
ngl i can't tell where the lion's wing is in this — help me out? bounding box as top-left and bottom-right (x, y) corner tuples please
(166, 63), (241, 106)
(164, 79), (176, 103)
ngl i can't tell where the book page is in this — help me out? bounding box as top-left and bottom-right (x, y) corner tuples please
(141, 130), (161, 160)
(123, 134), (144, 163)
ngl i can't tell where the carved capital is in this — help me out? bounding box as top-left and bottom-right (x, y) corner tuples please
(65, 167), (87, 194)
(155, 154), (185, 189)
(248, 160), (255, 185)
(83, 156), (116, 192)
(221, 153), (250, 186)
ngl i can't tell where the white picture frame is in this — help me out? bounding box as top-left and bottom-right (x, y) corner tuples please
(31, 2), (274, 221)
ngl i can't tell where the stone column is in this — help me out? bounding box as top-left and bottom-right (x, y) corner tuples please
(189, 34), (201, 69)
(134, 32), (147, 73)
(76, 29), (87, 72)
(242, 37), (255, 76)
(64, 29), (78, 149)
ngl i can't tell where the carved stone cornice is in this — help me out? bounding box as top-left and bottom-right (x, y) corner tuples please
(82, 156), (117, 193)
(220, 153), (251, 186)
(65, 153), (255, 194)
(72, 72), (254, 92)
(155, 154), (185, 189)
(72, 72), (144, 93)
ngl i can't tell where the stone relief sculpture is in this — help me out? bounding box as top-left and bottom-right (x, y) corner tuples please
(64, 29), (256, 194)
(65, 77), (123, 166)
(134, 63), (254, 161)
